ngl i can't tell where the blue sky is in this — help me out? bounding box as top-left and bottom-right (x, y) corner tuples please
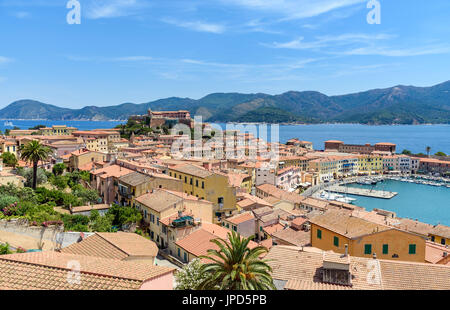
(0, 0), (450, 109)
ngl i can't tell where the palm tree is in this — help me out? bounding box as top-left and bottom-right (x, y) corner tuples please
(426, 146), (431, 157)
(20, 140), (52, 189)
(197, 231), (276, 290)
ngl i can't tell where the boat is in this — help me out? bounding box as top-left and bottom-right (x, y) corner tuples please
(335, 197), (354, 204)
(3, 121), (13, 127)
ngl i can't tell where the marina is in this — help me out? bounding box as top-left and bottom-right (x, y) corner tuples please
(326, 185), (398, 199)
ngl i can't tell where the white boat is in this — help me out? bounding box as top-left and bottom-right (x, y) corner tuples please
(335, 197), (354, 204)
(3, 121), (13, 127)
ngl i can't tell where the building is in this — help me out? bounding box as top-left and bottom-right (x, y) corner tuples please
(325, 140), (396, 154)
(68, 149), (108, 172)
(221, 211), (256, 238)
(309, 210), (426, 263)
(429, 224), (450, 246)
(266, 245), (450, 290)
(0, 251), (174, 290)
(168, 164), (237, 220)
(255, 183), (305, 208)
(91, 165), (133, 204)
(418, 158), (450, 175)
(39, 125), (78, 136)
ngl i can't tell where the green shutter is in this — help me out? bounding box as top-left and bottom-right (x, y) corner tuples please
(409, 244), (416, 254)
(333, 236), (339, 247)
(317, 229), (322, 239)
(382, 244), (389, 255)
(364, 244), (372, 255)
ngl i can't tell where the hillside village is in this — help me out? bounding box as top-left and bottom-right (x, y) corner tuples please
(0, 109), (449, 290)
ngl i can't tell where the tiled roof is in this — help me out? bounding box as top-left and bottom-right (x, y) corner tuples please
(309, 209), (391, 239)
(119, 171), (152, 186)
(62, 232), (158, 259)
(171, 164), (213, 178)
(271, 228), (310, 247)
(425, 241), (450, 264)
(267, 246), (450, 290)
(256, 184), (305, 204)
(0, 251), (174, 290)
(135, 189), (182, 212)
(226, 212), (255, 225)
(430, 224), (450, 239)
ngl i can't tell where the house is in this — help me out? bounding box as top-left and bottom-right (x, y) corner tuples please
(271, 228), (310, 247)
(429, 224), (450, 246)
(425, 241), (450, 265)
(309, 210), (427, 263)
(266, 245), (450, 290)
(255, 183), (305, 208)
(0, 251), (174, 290)
(221, 211), (256, 238)
(61, 231), (159, 265)
(91, 165), (133, 204)
(174, 222), (258, 264)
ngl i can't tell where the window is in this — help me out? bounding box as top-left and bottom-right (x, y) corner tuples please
(364, 244), (372, 255)
(333, 236), (339, 247)
(260, 226), (263, 232)
(157, 217), (160, 226)
(317, 229), (322, 239)
(409, 244), (416, 254)
(202, 181), (204, 189)
(442, 238), (446, 245)
(431, 235), (435, 242)
(177, 248), (180, 257)
(190, 178), (193, 185)
(185, 176), (187, 183)
(184, 252), (187, 262)
(196, 180), (199, 187)
(382, 244), (389, 255)
(233, 226), (237, 232)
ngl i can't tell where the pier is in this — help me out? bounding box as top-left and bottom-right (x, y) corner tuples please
(327, 185), (397, 199)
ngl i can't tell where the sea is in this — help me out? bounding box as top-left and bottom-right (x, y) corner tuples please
(1, 120), (449, 225)
(345, 180), (450, 226)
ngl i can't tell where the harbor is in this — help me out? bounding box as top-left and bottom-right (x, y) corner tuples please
(326, 185), (398, 199)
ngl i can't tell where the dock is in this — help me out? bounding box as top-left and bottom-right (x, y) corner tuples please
(327, 185), (397, 199)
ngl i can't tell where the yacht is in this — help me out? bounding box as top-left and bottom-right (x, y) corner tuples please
(3, 121), (13, 127)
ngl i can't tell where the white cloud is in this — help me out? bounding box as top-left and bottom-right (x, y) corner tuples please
(0, 56), (13, 64)
(339, 45), (450, 57)
(162, 18), (226, 34)
(221, 0), (365, 20)
(265, 33), (394, 50)
(110, 56), (153, 61)
(85, 0), (146, 19)
(12, 11), (30, 18)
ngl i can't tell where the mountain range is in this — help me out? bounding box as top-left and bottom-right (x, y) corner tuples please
(1, 81), (450, 125)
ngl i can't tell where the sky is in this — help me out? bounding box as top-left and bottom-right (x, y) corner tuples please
(0, 0), (450, 109)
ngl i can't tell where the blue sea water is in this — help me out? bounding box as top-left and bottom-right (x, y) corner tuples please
(345, 180), (450, 226)
(0, 120), (124, 133)
(216, 123), (450, 154)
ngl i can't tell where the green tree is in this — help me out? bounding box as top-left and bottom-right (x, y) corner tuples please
(401, 149), (412, 155)
(52, 163), (67, 176)
(19, 168), (48, 188)
(107, 204), (142, 227)
(0, 195), (19, 209)
(175, 258), (211, 290)
(435, 151), (447, 157)
(0, 152), (18, 167)
(0, 243), (12, 255)
(197, 231), (275, 290)
(20, 140), (53, 189)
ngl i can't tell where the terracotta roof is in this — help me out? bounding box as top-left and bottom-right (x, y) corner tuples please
(62, 232), (159, 259)
(135, 189), (183, 212)
(226, 212), (255, 225)
(430, 224), (450, 239)
(309, 209), (391, 239)
(272, 228), (310, 247)
(70, 204), (110, 213)
(119, 171), (152, 186)
(171, 164), (213, 178)
(0, 251), (174, 290)
(91, 165), (133, 179)
(256, 183), (305, 205)
(425, 241), (450, 264)
(263, 223), (285, 235)
(267, 245), (450, 290)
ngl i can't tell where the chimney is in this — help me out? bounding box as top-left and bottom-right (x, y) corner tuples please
(344, 244), (348, 257)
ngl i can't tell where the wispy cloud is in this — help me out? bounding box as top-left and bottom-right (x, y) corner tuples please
(265, 33), (394, 50)
(85, 0), (147, 19)
(0, 56), (13, 64)
(162, 18), (226, 34)
(11, 11), (30, 18)
(110, 56), (153, 62)
(339, 45), (450, 57)
(221, 0), (365, 20)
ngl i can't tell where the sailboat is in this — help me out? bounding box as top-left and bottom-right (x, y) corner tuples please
(3, 121), (13, 127)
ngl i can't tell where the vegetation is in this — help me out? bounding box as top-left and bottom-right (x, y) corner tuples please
(115, 119), (153, 139)
(197, 231), (275, 290)
(52, 163), (67, 176)
(175, 259), (211, 290)
(0, 243), (13, 255)
(0, 152), (18, 167)
(401, 149), (412, 155)
(17, 168), (48, 188)
(28, 124), (46, 130)
(20, 140), (52, 189)
(435, 151), (447, 157)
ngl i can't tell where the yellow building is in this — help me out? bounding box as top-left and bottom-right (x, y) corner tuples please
(68, 149), (107, 171)
(309, 210), (426, 263)
(0, 140), (18, 157)
(168, 164), (237, 221)
(429, 225), (450, 246)
(135, 189), (215, 249)
(357, 155), (383, 175)
(39, 125), (78, 136)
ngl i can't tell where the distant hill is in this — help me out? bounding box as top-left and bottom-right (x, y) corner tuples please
(1, 81), (450, 124)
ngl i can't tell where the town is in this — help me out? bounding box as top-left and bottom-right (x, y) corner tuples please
(0, 109), (449, 290)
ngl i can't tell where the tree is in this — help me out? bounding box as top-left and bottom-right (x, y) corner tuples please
(435, 151), (447, 157)
(20, 140), (52, 189)
(18, 168), (48, 188)
(175, 259), (211, 290)
(52, 163), (67, 176)
(0, 243), (12, 255)
(401, 149), (412, 155)
(0, 152), (18, 167)
(426, 146), (431, 157)
(197, 231), (275, 290)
